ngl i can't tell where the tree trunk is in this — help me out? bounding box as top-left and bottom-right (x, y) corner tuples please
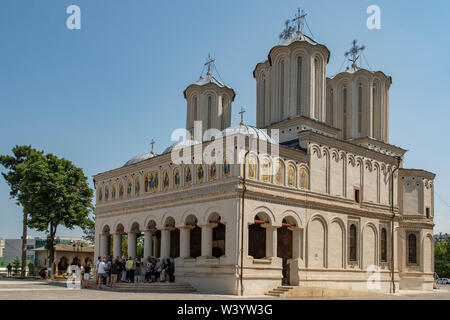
(21, 211), (28, 277)
(48, 225), (57, 278)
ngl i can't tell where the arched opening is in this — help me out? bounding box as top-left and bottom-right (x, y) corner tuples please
(186, 214), (201, 258)
(408, 233), (417, 264)
(57, 256), (69, 275)
(114, 223), (125, 258)
(101, 225), (112, 258)
(129, 222), (142, 259)
(164, 217), (179, 259)
(210, 212), (225, 259)
(277, 217), (294, 285)
(248, 214), (268, 259)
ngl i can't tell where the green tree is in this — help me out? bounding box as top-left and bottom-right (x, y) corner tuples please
(435, 239), (450, 278)
(82, 216), (95, 244)
(20, 152), (94, 277)
(12, 257), (21, 276)
(0, 145), (43, 276)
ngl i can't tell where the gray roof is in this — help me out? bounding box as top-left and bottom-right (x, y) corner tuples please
(279, 31), (319, 46)
(163, 139), (202, 154)
(215, 124), (276, 144)
(123, 152), (156, 167)
(195, 72), (225, 87)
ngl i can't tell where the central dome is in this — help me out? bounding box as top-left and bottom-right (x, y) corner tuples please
(123, 152), (156, 167)
(215, 124), (275, 144)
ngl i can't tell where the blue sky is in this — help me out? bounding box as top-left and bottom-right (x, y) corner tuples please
(1, 0), (449, 238)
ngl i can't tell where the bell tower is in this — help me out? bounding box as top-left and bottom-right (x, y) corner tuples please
(183, 55), (236, 140)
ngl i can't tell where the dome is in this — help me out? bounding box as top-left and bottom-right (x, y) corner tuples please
(163, 139), (202, 154)
(216, 124), (276, 144)
(123, 152), (156, 167)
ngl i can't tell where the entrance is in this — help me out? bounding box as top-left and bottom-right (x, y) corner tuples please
(277, 223), (293, 285)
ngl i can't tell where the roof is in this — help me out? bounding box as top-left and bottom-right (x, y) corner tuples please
(162, 139), (202, 154)
(215, 124), (276, 144)
(33, 244), (94, 253)
(123, 151), (156, 167)
(183, 72), (236, 100)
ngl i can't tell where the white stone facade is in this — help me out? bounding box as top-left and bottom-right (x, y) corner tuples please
(94, 22), (435, 295)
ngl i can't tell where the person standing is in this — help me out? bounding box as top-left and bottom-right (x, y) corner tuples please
(135, 258), (143, 283)
(109, 259), (119, 288)
(6, 263), (12, 277)
(144, 257), (152, 283)
(125, 256), (133, 283)
(95, 256), (101, 285)
(97, 257), (109, 289)
(121, 257), (127, 282)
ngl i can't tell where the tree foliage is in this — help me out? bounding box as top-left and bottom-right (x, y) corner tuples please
(18, 151), (94, 275)
(435, 239), (450, 278)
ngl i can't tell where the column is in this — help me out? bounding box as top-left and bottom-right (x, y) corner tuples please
(127, 232), (137, 259)
(113, 233), (122, 258)
(179, 227), (191, 258)
(265, 225), (278, 257)
(290, 228), (302, 259)
(100, 234), (108, 257)
(201, 225), (213, 257)
(143, 230), (153, 259)
(160, 229), (170, 259)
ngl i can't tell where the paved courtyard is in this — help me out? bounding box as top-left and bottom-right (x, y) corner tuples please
(0, 278), (449, 300)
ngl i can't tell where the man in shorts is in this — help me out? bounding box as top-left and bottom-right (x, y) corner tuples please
(97, 257), (110, 288)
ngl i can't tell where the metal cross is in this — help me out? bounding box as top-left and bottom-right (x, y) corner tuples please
(150, 139), (155, 154)
(292, 8), (307, 33)
(345, 40), (365, 67)
(204, 53), (215, 74)
(279, 19), (295, 41)
(239, 107), (246, 125)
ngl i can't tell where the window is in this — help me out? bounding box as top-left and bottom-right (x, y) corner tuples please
(372, 86), (376, 136)
(354, 187), (360, 203)
(207, 96), (212, 129)
(343, 87), (348, 139)
(262, 78), (266, 125)
(296, 57), (302, 115)
(279, 61), (285, 120)
(193, 96), (198, 121)
(358, 85), (363, 134)
(249, 215), (266, 259)
(408, 233), (417, 264)
(380, 228), (387, 262)
(314, 58), (320, 119)
(426, 207), (430, 219)
(349, 224), (357, 262)
(329, 89), (334, 126)
(221, 97), (225, 130)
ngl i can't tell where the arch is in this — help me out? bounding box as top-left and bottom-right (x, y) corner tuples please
(113, 220), (126, 234)
(280, 210), (303, 228)
(260, 155), (273, 183)
(101, 224), (111, 235)
(248, 212), (269, 259)
(129, 221), (141, 233)
(307, 214), (327, 268)
(251, 206), (275, 225)
(273, 158), (285, 185)
(380, 227), (387, 262)
(408, 233), (417, 264)
(286, 162), (297, 188)
(163, 216), (176, 228)
(423, 233), (433, 273)
(329, 217), (345, 268)
(362, 223), (378, 268)
(349, 223), (358, 262)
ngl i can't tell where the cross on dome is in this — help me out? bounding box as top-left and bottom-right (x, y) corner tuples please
(345, 39), (365, 70)
(204, 53), (215, 75)
(239, 106), (246, 125)
(150, 138), (155, 155)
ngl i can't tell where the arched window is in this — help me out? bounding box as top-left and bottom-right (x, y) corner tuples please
(190, 225), (201, 258)
(349, 224), (357, 261)
(314, 58), (320, 119)
(262, 78), (266, 125)
(329, 88), (334, 126)
(372, 85), (377, 138)
(207, 96), (212, 129)
(248, 215), (266, 259)
(358, 84), (363, 134)
(408, 233), (417, 264)
(193, 96), (198, 121)
(380, 228), (387, 262)
(212, 222), (226, 258)
(279, 60), (285, 120)
(343, 87), (348, 139)
(296, 57), (302, 115)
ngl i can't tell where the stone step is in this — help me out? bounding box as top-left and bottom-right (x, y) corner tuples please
(264, 285), (295, 297)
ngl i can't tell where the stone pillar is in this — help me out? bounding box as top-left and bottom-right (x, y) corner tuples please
(100, 234), (108, 257)
(290, 228), (302, 260)
(113, 233), (122, 258)
(179, 227), (191, 258)
(160, 229), (170, 259)
(200, 225), (213, 257)
(264, 225), (278, 258)
(127, 232), (137, 259)
(143, 231), (153, 259)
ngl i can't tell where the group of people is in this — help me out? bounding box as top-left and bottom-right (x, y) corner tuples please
(94, 256), (175, 289)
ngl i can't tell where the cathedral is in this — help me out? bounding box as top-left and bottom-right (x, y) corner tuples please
(93, 10), (435, 295)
